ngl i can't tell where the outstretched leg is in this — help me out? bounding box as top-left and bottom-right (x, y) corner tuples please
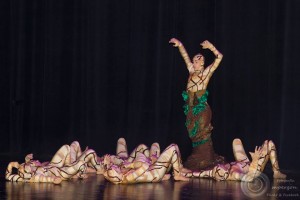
(29, 173), (62, 184)
(151, 144), (189, 181)
(126, 144), (150, 163)
(70, 141), (83, 164)
(246, 140), (286, 180)
(268, 140), (286, 179)
(49, 160), (87, 180)
(181, 169), (212, 179)
(232, 138), (250, 163)
(150, 143), (160, 163)
(183, 162), (249, 181)
(49, 145), (71, 167)
(116, 138), (128, 159)
(77, 149), (103, 174)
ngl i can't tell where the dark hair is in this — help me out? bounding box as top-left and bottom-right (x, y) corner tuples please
(193, 54), (205, 62)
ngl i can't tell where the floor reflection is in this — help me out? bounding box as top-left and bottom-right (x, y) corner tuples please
(5, 175), (106, 200)
(4, 173), (300, 200)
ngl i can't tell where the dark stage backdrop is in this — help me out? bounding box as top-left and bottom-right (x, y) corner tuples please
(1, 0), (299, 170)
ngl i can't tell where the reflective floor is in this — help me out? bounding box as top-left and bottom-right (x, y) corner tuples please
(1, 157), (300, 200)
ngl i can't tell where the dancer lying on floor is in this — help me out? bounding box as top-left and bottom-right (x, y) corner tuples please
(110, 137), (161, 165)
(95, 137), (162, 174)
(102, 138), (189, 179)
(103, 143), (190, 184)
(182, 138), (286, 182)
(5, 141), (102, 184)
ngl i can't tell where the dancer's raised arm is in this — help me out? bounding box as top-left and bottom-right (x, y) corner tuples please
(201, 40), (223, 77)
(169, 38), (194, 72)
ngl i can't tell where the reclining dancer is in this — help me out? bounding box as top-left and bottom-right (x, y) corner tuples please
(5, 141), (102, 184)
(182, 138), (286, 182)
(99, 138), (162, 171)
(49, 141), (103, 174)
(116, 138), (161, 164)
(103, 143), (190, 184)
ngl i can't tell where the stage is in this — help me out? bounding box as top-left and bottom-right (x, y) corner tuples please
(1, 157), (299, 200)
(1, 1), (300, 199)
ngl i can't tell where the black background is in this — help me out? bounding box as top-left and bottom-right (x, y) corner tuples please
(1, 0), (299, 170)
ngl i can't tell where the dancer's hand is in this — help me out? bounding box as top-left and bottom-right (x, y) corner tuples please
(201, 40), (213, 49)
(249, 146), (263, 161)
(103, 154), (113, 170)
(169, 38), (182, 47)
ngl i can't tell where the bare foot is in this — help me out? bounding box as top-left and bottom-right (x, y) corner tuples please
(174, 174), (190, 182)
(117, 138), (128, 158)
(53, 177), (62, 184)
(274, 171), (287, 179)
(233, 138), (249, 162)
(162, 174), (171, 181)
(79, 174), (88, 179)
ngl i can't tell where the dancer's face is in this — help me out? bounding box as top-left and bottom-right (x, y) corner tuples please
(193, 54), (204, 71)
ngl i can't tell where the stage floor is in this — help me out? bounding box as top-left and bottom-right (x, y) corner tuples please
(1, 157), (299, 200)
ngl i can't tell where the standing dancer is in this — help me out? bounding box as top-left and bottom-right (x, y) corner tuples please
(169, 38), (224, 170)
